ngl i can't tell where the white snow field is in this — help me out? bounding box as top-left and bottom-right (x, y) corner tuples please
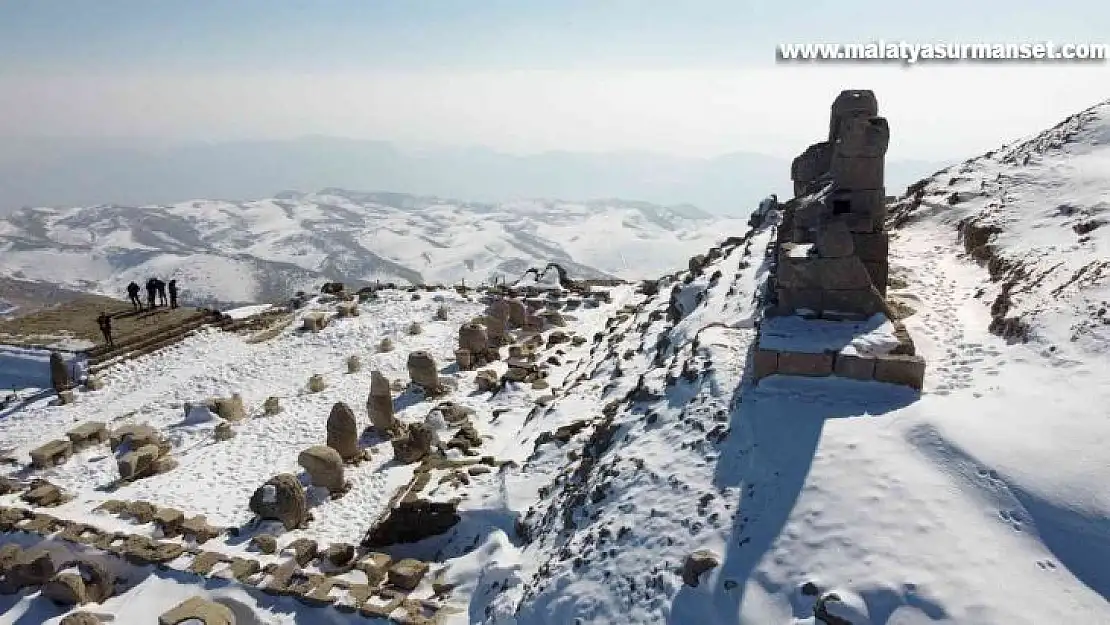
(1, 101), (1110, 624)
(0, 192), (748, 308)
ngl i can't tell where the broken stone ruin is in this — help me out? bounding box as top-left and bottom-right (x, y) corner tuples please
(756, 89), (926, 390)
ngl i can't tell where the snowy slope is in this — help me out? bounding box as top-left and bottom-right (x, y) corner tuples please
(889, 99), (1110, 354)
(2, 200), (1109, 625)
(0, 190), (748, 308)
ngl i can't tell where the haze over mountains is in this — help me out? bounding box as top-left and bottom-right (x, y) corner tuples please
(0, 136), (947, 216)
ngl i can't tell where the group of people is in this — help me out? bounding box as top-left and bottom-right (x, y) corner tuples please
(126, 278), (179, 311)
(98, 277), (184, 347)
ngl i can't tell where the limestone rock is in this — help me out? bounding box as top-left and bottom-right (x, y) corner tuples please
(326, 402), (361, 462)
(85, 376), (104, 391)
(429, 402), (474, 427)
(367, 371), (399, 436)
(324, 543), (356, 567)
(8, 548), (56, 590)
(506, 299), (527, 327)
(682, 549), (720, 587)
(60, 612), (103, 625)
(248, 474), (309, 530)
(435, 305), (449, 321)
(303, 312), (329, 333)
(815, 221), (855, 258)
(117, 444), (164, 481)
(213, 422), (236, 441)
(211, 394), (245, 422)
(250, 534), (278, 554)
(388, 559), (429, 591)
(475, 369), (500, 393)
(391, 423), (435, 464)
(355, 552), (392, 585)
(158, 596), (235, 625)
(378, 337), (394, 352)
(66, 422), (108, 450)
(455, 348), (473, 371)
(346, 354), (362, 373)
(336, 301), (360, 318)
(479, 315), (509, 346)
(263, 396), (282, 415)
(109, 424), (166, 454)
(50, 352), (71, 392)
(407, 351), (440, 392)
(42, 560), (113, 606)
(30, 439), (73, 469)
(406, 321), (423, 336)
(298, 445), (347, 493)
(284, 538), (318, 566)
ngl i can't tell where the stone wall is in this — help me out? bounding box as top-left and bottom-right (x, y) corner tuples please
(774, 89), (891, 320)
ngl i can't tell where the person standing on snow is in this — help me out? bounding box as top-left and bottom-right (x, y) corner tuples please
(168, 279), (179, 309)
(146, 278), (157, 309)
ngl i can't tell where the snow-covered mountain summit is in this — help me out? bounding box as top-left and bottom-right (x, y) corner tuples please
(0, 190), (747, 308)
(889, 99), (1110, 354)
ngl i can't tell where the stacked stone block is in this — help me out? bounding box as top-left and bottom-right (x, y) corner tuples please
(775, 89), (892, 319)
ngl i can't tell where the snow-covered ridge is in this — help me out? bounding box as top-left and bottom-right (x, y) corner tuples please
(0, 190), (749, 309)
(889, 99), (1110, 353)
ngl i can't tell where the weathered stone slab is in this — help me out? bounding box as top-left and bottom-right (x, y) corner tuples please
(852, 232), (889, 262)
(752, 349), (779, 380)
(776, 351), (834, 377)
(30, 439), (73, 469)
(158, 596), (235, 625)
(778, 257), (873, 291)
(66, 422), (108, 450)
(822, 289), (885, 317)
(863, 262), (889, 295)
(833, 353), (876, 380)
(874, 354), (926, 390)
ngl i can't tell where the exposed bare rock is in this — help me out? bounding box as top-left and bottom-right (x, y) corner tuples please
(298, 445), (347, 494)
(213, 422), (236, 441)
(682, 549), (720, 587)
(363, 498), (460, 548)
(326, 402), (362, 462)
(407, 351), (440, 392)
(66, 422), (108, 450)
(324, 543), (356, 567)
(60, 612), (103, 625)
(388, 559), (429, 591)
(248, 474), (309, 530)
(30, 439), (73, 469)
(367, 371), (399, 436)
(42, 560), (113, 606)
(475, 369), (500, 393)
(263, 396), (282, 415)
(117, 444), (164, 481)
(378, 337), (394, 352)
(211, 393), (245, 422)
(109, 424), (166, 454)
(250, 534), (278, 554)
(391, 423), (435, 464)
(7, 547), (56, 590)
(346, 354), (362, 373)
(307, 373), (327, 393)
(406, 321), (423, 335)
(158, 596), (235, 625)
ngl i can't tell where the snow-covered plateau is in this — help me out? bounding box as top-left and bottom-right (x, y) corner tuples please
(0, 100), (1109, 625)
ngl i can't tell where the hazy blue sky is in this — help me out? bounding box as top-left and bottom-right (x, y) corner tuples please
(1, 0), (1108, 160)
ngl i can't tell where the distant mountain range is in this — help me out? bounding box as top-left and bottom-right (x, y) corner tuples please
(0, 136), (948, 216)
(0, 190), (750, 309)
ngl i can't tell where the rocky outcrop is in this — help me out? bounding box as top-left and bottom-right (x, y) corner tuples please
(30, 439), (73, 469)
(298, 445), (347, 494)
(326, 402), (361, 462)
(407, 351), (441, 393)
(366, 371), (399, 436)
(390, 423), (435, 464)
(681, 549), (720, 587)
(42, 560), (114, 606)
(158, 596), (235, 625)
(248, 474), (309, 530)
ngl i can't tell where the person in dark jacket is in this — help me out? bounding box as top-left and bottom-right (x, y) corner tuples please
(126, 281), (142, 310)
(168, 279), (179, 309)
(146, 278), (157, 309)
(154, 278), (168, 307)
(96, 312), (114, 347)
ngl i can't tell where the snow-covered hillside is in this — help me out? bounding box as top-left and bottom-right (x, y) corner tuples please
(2, 185), (1110, 624)
(889, 99), (1110, 354)
(0, 190), (747, 308)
